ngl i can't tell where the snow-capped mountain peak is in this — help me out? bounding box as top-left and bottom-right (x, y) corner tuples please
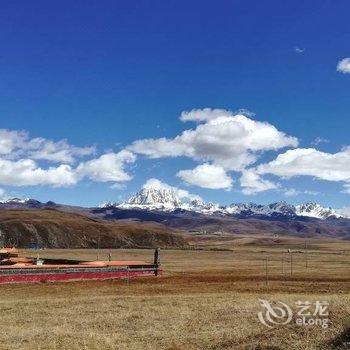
(100, 186), (348, 220)
(1, 197), (31, 204)
(267, 201), (296, 216)
(295, 202), (340, 219)
(128, 187), (181, 207)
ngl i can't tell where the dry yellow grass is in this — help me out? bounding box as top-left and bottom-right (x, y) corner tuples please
(0, 240), (350, 349)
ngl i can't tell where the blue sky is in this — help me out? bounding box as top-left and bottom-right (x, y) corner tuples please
(0, 0), (349, 208)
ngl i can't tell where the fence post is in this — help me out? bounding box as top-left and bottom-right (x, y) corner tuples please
(265, 256), (269, 286)
(154, 248), (160, 276)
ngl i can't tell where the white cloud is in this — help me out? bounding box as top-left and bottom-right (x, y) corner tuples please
(283, 188), (319, 197)
(294, 47), (305, 53)
(257, 147), (350, 193)
(257, 148), (350, 182)
(0, 127), (136, 188)
(336, 207), (350, 218)
(177, 163), (233, 190)
(311, 137), (329, 146)
(240, 169), (279, 195)
(284, 188), (300, 197)
(304, 190), (320, 195)
(180, 108), (233, 122)
(142, 178), (202, 201)
(76, 150), (136, 183)
(0, 151), (136, 188)
(0, 158), (77, 187)
(342, 184), (350, 194)
(0, 188), (8, 201)
(129, 109), (298, 172)
(0, 128), (95, 163)
(27, 138), (95, 164)
(337, 58), (350, 74)
(0, 129), (26, 155)
(110, 183), (127, 190)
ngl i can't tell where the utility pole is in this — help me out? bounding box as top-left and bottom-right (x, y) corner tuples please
(282, 252), (284, 275)
(290, 250), (293, 277)
(265, 256), (269, 286)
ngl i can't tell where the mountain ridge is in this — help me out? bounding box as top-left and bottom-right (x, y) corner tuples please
(1, 192), (350, 241)
(99, 187), (345, 220)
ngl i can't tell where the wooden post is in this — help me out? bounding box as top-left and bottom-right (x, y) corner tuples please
(282, 253), (284, 275)
(265, 256), (269, 286)
(154, 248), (160, 276)
(290, 250), (293, 276)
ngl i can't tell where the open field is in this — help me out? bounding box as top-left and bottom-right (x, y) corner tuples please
(1, 239), (350, 350)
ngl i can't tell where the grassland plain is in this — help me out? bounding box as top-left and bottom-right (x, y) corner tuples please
(0, 240), (350, 350)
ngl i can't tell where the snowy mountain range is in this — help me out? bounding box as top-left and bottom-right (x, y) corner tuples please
(100, 186), (347, 220)
(0, 187), (347, 221)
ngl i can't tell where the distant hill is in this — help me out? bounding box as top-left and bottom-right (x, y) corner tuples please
(92, 206), (350, 240)
(0, 209), (187, 249)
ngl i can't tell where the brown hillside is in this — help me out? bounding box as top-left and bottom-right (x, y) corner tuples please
(0, 209), (187, 249)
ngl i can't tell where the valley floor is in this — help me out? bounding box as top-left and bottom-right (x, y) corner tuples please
(1, 242), (350, 350)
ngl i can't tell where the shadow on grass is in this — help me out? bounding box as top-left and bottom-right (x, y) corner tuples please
(328, 326), (350, 349)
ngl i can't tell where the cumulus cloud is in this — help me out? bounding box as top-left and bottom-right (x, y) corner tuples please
(0, 128), (95, 163)
(256, 147), (350, 193)
(0, 129), (26, 155)
(180, 108), (233, 122)
(337, 58), (350, 74)
(0, 127), (137, 188)
(0, 158), (77, 187)
(27, 138), (95, 164)
(257, 148), (350, 181)
(130, 109), (298, 172)
(76, 150), (136, 183)
(142, 178), (202, 201)
(0, 150), (136, 188)
(240, 169), (279, 195)
(177, 163), (233, 190)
